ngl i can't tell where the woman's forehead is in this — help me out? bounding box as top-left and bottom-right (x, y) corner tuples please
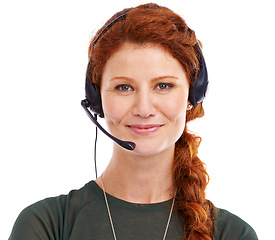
(102, 42), (186, 81)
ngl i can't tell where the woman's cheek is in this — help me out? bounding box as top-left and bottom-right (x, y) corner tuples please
(102, 95), (131, 123)
(161, 93), (188, 122)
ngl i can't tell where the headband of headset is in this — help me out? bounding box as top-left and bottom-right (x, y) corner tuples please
(84, 11), (208, 118)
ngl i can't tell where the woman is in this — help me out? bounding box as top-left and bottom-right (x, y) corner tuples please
(9, 3), (258, 240)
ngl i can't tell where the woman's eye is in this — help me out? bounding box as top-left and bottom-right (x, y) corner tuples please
(115, 84), (133, 92)
(156, 83), (173, 90)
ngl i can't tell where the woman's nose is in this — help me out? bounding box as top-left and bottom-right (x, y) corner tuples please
(132, 91), (156, 118)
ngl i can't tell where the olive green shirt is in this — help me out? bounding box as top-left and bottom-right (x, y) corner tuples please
(9, 181), (258, 239)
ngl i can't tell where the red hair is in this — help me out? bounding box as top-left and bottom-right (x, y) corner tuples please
(88, 3), (215, 239)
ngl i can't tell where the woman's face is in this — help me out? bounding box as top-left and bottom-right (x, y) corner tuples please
(101, 42), (189, 156)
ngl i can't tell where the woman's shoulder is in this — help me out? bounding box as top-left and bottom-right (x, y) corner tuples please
(214, 207), (258, 240)
(21, 180), (99, 213)
(9, 181), (100, 240)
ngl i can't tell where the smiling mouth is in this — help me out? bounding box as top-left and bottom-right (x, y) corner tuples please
(127, 124), (164, 135)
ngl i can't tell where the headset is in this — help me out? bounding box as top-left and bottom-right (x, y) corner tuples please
(81, 11), (209, 155)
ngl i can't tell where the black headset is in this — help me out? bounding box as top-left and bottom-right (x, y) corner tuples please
(81, 12), (209, 152)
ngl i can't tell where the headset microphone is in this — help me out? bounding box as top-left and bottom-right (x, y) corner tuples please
(81, 99), (136, 151)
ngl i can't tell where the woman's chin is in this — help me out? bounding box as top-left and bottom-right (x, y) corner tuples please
(129, 141), (174, 157)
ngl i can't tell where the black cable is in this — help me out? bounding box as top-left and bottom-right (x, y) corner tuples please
(94, 114), (98, 179)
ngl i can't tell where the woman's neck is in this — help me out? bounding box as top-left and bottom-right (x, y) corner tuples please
(95, 144), (176, 204)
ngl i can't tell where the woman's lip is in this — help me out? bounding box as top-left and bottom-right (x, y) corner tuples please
(127, 124), (164, 135)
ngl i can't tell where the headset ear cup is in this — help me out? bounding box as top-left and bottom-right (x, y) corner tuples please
(188, 43), (209, 107)
(85, 81), (104, 118)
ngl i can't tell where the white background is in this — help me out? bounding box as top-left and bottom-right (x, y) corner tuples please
(1, 0), (274, 239)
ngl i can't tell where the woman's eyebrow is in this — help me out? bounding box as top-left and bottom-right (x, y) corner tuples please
(151, 76), (179, 81)
(109, 76), (134, 82)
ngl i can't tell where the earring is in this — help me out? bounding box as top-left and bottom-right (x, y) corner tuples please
(187, 104), (193, 110)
